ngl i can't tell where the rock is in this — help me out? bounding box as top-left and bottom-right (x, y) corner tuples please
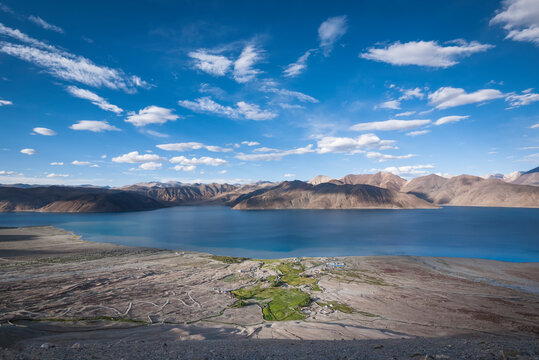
(40, 343), (54, 349)
(435, 355), (449, 359)
(71, 343), (81, 349)
(374, 344), (384, 349)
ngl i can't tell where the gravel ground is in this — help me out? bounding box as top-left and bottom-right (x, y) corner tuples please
(1, 334), (537, 359)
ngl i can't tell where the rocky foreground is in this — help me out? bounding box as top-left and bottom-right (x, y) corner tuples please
(0, 226), (538, 359)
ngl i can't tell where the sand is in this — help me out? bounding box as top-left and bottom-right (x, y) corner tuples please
(0, 226), (537, 359)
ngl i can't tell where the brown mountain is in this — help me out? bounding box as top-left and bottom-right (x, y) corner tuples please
(231, 181), (438, 210)
(401, 174), (539, 207)
(338, 172), (406, 191)
(511, 167), (539, 186)
(0, 186), (163, 213)
(122, 182), (238, 205)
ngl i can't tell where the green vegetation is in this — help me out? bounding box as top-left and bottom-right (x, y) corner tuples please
(211, 255), (250, 264)
(317, 301), (355, 314)
(232, 286), (311, 321)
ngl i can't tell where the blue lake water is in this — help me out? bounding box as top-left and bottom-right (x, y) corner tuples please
(0, 206), (537, 262)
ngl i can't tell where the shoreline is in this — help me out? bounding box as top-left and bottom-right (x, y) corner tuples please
(1, 226), (538, 358)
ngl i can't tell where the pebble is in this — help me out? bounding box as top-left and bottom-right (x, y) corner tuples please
(40, 343), (54, 349)
(71, 343), (81, 349)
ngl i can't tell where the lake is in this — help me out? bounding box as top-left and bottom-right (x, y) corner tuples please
(0, 206), (537, 262)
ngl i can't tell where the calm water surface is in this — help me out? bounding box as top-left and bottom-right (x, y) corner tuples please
(0, 206), (537, 262)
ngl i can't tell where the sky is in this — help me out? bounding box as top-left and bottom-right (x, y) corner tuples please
(0, 0), (538, 186)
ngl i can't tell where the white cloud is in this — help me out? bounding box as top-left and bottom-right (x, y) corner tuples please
(0, 22), (59, 52)
(253, 147), (279, 153)
(0, 170), (17, 175)
(505, 89), (539, 108)
(33, 127), (56, 136)
(360, 40), (493, 67)
(219, 170), (227, 174)
(69, 120), (120, 132)
(139, 162), (162, 170)
(376, 100), (401, 110)
(28, 16), (64, 34)
(178, 97), (277, 121)
(520, 146), (539, 150)
(279, 103), (305, 110)
(284, 173), (295, 178)
(169, 156), (227, 166)
(188, 50), (232, 76)
(125, 106), (179, 127)
(395, 111), (416, 117)
(233, 44), (262, 83)
(318, 16), (347, 56)
(112, 151), (162, 163)
(171, 165), (196, 172)
(142, 129), (169, 138)
(350, 119), (431, 131)
(434, 115), (470, 125)
(72, 160), (91, 166)
(283, 49), (314, 77)
(66, 86), (123, 114)
(156, 142), (232, 152)
(46, 173), (69, 178)
(50, 162), (63, 165)
(0, 99), (12, 106)
(530, 123), (539, 128)
(236, 101), (278, 120)
(0, 42), (147, 93)
(406, 129), (430, 136)
(366, 152), (416, 162)
(241, 141), (260, 146)
(490, 0), (539, 45)
(428, 87), (504, 109)
(261, 86), (318, 103)
(316, 134), (394, 154)
(373, 164), (435, 177)
(236, 145), (314, 161)
(399, 88), (425, 100)
(20, 148), (36, 155)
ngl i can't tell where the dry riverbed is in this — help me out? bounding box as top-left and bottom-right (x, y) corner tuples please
(0, 226), (537, 359)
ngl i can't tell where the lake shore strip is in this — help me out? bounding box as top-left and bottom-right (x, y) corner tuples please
(0, 226), (537, 359)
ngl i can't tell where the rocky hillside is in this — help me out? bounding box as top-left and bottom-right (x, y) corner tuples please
(122, 182), (238, 205)
(231, 181), (438, 210)
(0, 186), (164, 213)
(401, 174), (539, 207)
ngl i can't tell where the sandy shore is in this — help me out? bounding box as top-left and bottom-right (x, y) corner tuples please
(0, 226), (537, 359)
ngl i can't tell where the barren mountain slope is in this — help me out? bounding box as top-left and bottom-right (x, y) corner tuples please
(231, 181), (438, 209)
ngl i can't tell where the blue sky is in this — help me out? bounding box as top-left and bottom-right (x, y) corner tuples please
(0, 0), (538, 186)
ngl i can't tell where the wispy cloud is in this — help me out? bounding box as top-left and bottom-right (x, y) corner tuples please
(283, 49), (314, 77)
(505, 88), (539, 108)
(178, 97), (277, 120)
(0, 99), (12, 106)
(361, 40), (493, 67)
(406, 129), (430, 136)
(376, 100), (401, 110)
(156, 142), (232, 152)
(170, 156), (227, 166)
(434, 115), (469, 125)
(69, 120), (120, 132)
(261, 86), (318, 103)
(0, 23), (148, 93)
(428, 87), (504, 109)
(28, 15), (64, 34)
(33, 127), (56, 136)
(366, 151), (416, 162)
(188, 50), (232, 76)
(125, 106), (179, 127)
(66, 86), (123, 114)
(233, 44), (263, 83)
(350, 119), (431, 131)
(371, 164), (435, 177)
(112, 151), (163, 163)
(316, 134), (395, 154)
(20, 148), (35, 155)
(318, 16), (347, 56)
(490, 0), (539, 45)
(236, 144), (314, 161)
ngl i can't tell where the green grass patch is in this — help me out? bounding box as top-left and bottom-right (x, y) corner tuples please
(317, 301), (355, 314)
(276, 262), (305, 275)
(231, 286), (311, 321)
(211, 255), (249, 264)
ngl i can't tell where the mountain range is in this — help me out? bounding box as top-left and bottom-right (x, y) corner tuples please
(1, 167), (538, 212)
